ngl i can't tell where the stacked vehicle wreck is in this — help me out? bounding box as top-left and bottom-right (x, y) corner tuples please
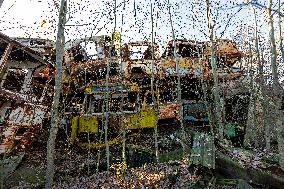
(0, 33), (54, 154)
(0, 31), (247, 156)
(62, 34), (246, 149)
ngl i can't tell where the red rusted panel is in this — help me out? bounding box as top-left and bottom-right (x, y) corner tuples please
(0, 33), (51, 155)
(159, 103), (181, 120)
(0, 43), (13, 73)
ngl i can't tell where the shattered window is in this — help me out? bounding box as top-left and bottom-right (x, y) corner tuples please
(2, 68), (27, 92)
(9, 47), (37, 62)
(178, 44), (202, 58)
(32, 76), (48, 99)
(81, 41), (98, 60)
(129, 46), (149, 60)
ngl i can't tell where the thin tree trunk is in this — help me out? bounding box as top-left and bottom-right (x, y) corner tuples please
(279, 0), (284, 62)
(252, 4), (271, 150)
(260, 52), (270, 150)
(0, 0), (4, 8)
(267, 0), (284, 170)
(167, 0), (186, 153)
(205, 0), (223, 140)
(150, 2), (159, 162)
(244, 43), (256, 147)
(103, 0), (118, 172)
(45, 0), (66, 188)
(120, 0), (126, 164)
(260, 51), (271, 150)
(104, 76), (110, 172)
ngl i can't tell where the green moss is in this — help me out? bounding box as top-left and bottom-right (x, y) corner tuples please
(159, 149), (184, 163)
(216, 151), (284, 189)
(5, 167), (45, 188)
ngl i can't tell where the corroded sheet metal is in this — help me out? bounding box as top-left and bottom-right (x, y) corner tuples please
(0, 33), (51, 155)
(159, 103), (180, 120)
(0, 43), (13, 72)
(203, 39), (242, 65)
(126, 109), (156, 129)
(0, 32), (48, 65)
(0, 103), (47, 154)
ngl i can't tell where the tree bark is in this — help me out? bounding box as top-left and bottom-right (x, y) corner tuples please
(244, 44), (256, 147)
(120, 0), (126, 164)
(205, 0), (223, 140)
(151, 2), (159, 162)
(168, 0), (186, 152)
(267, 0), (284, 170)
(252, 5), (267, 148)
(260, 53), (270, 150)
(45, 0), (66, 188)
(252, 4), (271, 149)
(278, 0), (284, 62)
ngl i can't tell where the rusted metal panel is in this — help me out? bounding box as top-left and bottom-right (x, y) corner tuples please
(0, 33), (51, 155)
(0, 32), (47, 65)
(0, 96), (48, 154)
(7, 105), (46, 126)
(203, 39), (242, 65)
(14, 37), (55, 57)
(159, 103), (180, 120)
(0, 43), (13, 73)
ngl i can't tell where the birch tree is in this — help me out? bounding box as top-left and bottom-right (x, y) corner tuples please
(45, 0), (67, 188)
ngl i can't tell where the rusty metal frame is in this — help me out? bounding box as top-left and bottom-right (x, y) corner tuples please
(0, 32), (48, 66)
(0, 42), (13, 73)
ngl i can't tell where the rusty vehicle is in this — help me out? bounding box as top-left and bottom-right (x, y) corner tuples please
(0, 33), (53, 154)
(63, 36), (164, 148)
(63, 34), (247, 148)
(160, 39), (245, 121)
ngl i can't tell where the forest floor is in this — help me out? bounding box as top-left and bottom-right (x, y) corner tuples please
(4, 146), (234, 189)
(2, 126), (281, 189)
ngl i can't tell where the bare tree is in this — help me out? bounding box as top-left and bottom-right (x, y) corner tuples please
(45, 0), (67, 188)
(244, 43), (254, 147)
(251, 3), (271, 149)
(279, 0), (284, 62)
(167, 0), (186, 152)
(267, 0), (284, 170)
(150, 2), (159, 162)
(205, 0), (223, 140)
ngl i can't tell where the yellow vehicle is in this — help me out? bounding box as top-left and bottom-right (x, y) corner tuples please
(125, 90), (160, 130)
(70, 82), (160, 149)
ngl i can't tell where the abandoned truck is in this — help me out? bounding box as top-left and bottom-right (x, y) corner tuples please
(0, 33), (53, 154)
(61, 34), (247, 148)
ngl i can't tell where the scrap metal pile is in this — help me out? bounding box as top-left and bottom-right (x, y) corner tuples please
(0, 33), (54, 154)
(0, 32), (246, 154)
(61, 34), (245, 149)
